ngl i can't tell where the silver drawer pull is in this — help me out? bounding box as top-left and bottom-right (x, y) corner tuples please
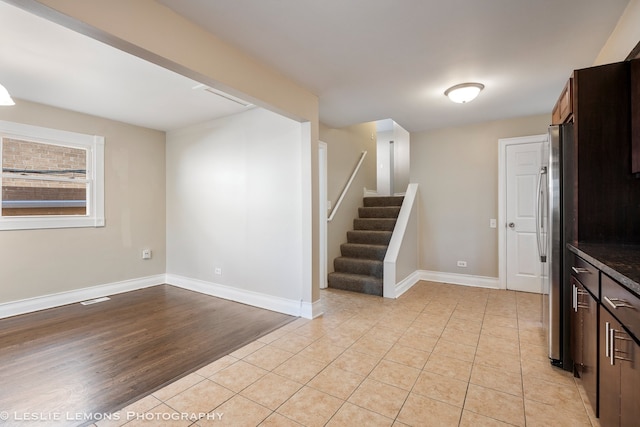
(614, 332), (634, 362)
(610, 328), (615, 365)
(571, 267), (590, 274)
(604, 296), (635, 310)
(605, 322), (610, 357)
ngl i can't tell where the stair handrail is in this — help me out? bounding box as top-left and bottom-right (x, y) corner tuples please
(328, 151), (367, 222)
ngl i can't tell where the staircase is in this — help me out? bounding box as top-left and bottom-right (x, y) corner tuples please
(328, 196), (404, 296)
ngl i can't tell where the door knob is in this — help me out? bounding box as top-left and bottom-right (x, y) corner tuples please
(508, 222), (515, 228)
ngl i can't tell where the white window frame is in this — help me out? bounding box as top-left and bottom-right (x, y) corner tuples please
(0, 120), (105, 231)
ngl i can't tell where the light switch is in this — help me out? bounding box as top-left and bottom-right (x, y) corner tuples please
(490, 219), (497, 228)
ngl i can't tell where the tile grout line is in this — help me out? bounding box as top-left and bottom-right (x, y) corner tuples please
(122, 285), (591, 427)
(458, 298), (487, 426)
(516, 291), (528, 427)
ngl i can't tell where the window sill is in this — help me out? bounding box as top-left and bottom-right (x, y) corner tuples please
(0, 216), (105, 231)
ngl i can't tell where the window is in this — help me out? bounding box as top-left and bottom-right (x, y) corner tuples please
(0, 120), (104, 230)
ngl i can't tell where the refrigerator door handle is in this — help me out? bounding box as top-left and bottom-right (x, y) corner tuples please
(535, 166), (547, 262)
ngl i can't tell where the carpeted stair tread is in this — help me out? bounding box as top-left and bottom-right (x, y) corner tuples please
(328, 195), (404, 297)
(327, 272), (383, 296)
(340, 243), (388, 261)
(358, 206), (401, 218)
(347, 230), (393, 245)
(363, 196), (404, 207)
(334, 257), (383, 278)
(354, 218), (397, 231)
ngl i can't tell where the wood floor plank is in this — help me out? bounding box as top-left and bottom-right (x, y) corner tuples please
(0, 285), (295, 426)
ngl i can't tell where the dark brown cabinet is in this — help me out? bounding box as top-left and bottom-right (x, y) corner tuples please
(552, 61), (640, 244)
(567, 247), (640, 426)
(552, 78), (573, 124)
(570, 258), (599, 415)
(632, 59), (640, 174)
(570, 277), (584, 369)
(571, 62), (640, 243)
(575, 279), (598, 413)
(598, 273), (640, 427)
(599, 308), (640, 427)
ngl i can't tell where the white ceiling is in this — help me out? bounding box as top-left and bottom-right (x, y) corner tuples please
(0, 0), (633, 133)
(0, 1), (251, 132)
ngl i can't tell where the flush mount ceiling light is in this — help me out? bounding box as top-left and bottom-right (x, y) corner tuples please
(0, 83), (15, 106)
(444, 82), (484, 104)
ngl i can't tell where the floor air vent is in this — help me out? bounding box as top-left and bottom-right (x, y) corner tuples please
(80, 297), (111, 305)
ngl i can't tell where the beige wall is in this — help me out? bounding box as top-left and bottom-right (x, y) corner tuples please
(595, 0), (640, 64)
(26, 0), (318, 124)
(26, 0), (321, 303)
(411, 114), (550, 278)
(320, 122), (377, 202)
(0, 100), (166, 303)
(320, 122), (377, 273)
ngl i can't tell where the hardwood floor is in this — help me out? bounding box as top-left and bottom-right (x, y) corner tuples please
(0, 285), (295, 426)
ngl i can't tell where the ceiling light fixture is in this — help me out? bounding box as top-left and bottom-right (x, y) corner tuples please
(444, 82), (484, 104)
(0, 83), (15, 106)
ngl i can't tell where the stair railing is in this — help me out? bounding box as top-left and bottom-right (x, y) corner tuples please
(328, 151), (367, 222)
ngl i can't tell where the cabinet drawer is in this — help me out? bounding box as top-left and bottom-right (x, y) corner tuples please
(571, 256), (599, 298)
(602, 273), (640, 341)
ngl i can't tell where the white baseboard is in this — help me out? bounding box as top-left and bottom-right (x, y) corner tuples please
(363, 187), (379, 197)
(0, 274), (166, 319)
(0, 271), (496, 321)
(166, 274), (312, 318)
(394, 270), (422, 297)
(417, 270), (500, 289)
(300, 299), (324, 319)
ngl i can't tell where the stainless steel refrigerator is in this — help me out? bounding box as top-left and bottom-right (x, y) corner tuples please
(539, 123), (574, 369)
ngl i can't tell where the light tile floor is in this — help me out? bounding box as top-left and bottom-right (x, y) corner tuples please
(94, 281), (599, 427)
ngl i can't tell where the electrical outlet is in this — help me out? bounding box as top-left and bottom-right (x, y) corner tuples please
(215, 267), (222, 275)
(457, 261), (467, 267)
(142, 249), (152, 260)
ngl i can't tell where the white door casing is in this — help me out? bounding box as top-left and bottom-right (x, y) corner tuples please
(498, 134), (547, 292)
(319, 142), (328, 289)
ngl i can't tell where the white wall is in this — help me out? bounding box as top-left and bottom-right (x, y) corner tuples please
(376, 129), (393, 196)
(393, 121), (411, 194)
(377, 120), (410, 195)
(166, 108), (303, 301)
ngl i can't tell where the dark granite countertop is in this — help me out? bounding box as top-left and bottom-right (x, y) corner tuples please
(568, 242), (640, 296)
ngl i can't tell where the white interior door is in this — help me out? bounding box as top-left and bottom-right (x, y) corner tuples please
(506, 142), (543, 293)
